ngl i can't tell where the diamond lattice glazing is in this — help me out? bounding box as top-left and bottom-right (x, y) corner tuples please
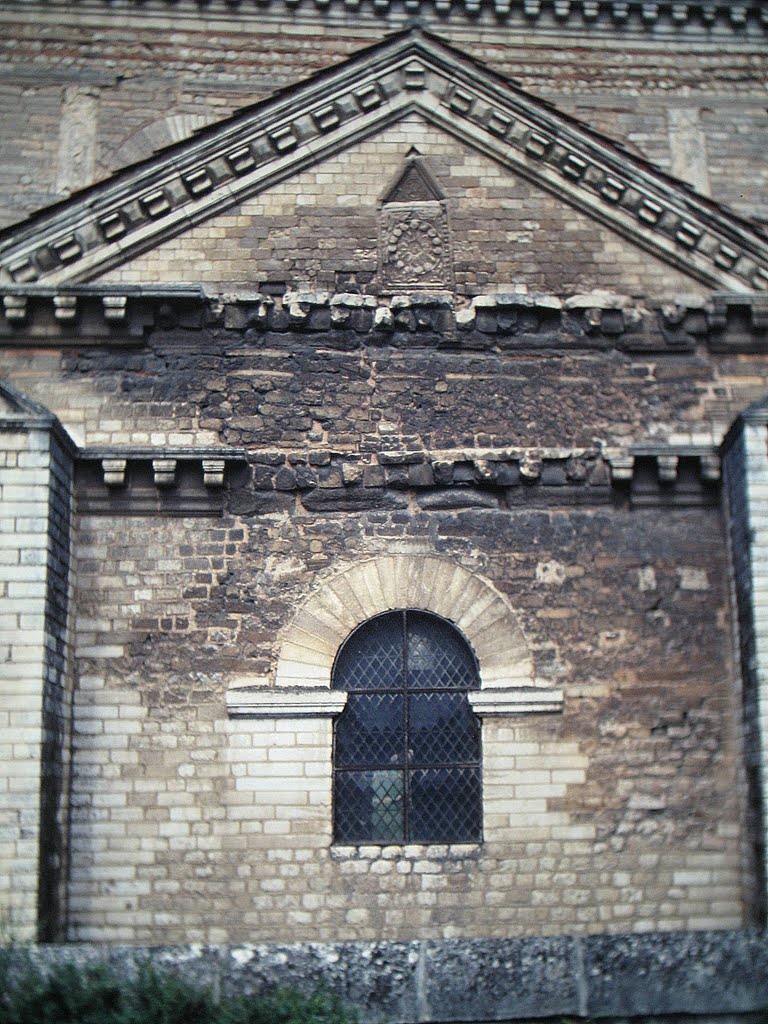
(333, 610), (482, 843)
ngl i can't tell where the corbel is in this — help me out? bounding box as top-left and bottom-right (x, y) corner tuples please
(53, 295), (78, 321)
(519, 453), (542, 482)
(671, 3), (690, 23)
(152, 458), (178, 487)
(700, 454), (721, 482)
(605, 450), (635, 483)
(455, 306), (476, 329)
(656, 455), (679, 483)
(728, 3), (748, 24)
(101, 458), (127, 487)
(641, 1), (660, 21)
(373, 306), (394, 330)
(202, 458), (226, 488)
(2, 295), (27, 321)
(102, 296), (128, 321)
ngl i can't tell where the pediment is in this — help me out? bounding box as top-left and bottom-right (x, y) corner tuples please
(0, 29), (766, 294)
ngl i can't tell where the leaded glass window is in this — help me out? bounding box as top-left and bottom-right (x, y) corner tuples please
(332, 609), (482, 844)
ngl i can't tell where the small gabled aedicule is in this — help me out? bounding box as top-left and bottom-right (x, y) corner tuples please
(380, 154), (452, 289)
(0, 29), (766, 293)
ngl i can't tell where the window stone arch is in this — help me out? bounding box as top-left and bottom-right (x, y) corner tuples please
(274, 554), (534, 689)
(227, 554), (563, 717)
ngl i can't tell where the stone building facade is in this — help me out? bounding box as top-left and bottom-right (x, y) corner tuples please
(1, 0), (768, 968)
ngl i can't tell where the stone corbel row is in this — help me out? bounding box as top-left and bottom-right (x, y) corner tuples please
(605, 446), (721, 484)
(171, 0), (766, 31)
(76, 444), (721, 515)
(2, 290), (767, 350)
(3, 293), (125, 322)
(225, 684), (563, 718)
(76, 447), (248, 515)
(224, 291), (768, 350)
(493, 0), (756, 23)
(0, 286), (207, 342)
(100, 456), (228, 489)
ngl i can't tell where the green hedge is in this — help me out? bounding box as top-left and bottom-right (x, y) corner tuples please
(0, 952), (361, 1024)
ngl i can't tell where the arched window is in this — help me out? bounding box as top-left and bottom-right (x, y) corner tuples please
(332, 609), (482, 844)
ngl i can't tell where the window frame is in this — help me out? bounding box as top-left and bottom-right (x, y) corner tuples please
(331, 608), (483, 846)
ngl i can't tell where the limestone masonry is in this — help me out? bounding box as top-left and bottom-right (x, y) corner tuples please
(0, 4), (767, 1003)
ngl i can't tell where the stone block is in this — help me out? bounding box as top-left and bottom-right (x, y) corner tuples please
(583, 930), (768, 1017)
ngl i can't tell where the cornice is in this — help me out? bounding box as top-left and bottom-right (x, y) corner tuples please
(2, 288), (766, 354)
(0, 31), (765, 293)
(75, 447), (249, 515)
(225, 687), (348, 718)
(223, 684), (565, 718)
(69, 441), (722, 515)
(2, 0), (766, 36)
(468, 687), (564, 715)
(235, 443), (722, 511)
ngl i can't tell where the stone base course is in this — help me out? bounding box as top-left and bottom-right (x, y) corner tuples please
(6, 930), (768, 1024)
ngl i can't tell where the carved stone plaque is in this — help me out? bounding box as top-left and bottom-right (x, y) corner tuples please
(380, 204), (452, 289)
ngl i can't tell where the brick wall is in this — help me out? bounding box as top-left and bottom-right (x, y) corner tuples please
(0, 296), (763, 942)
(0, 0), (765, 950)
(723, 411), (768, 922)
(0, 406), (73, 941)
(5, 330), (768, 457)
(59, 497), (745, 943)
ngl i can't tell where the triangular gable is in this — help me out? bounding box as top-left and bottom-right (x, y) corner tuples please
(0, 29), (766, 294)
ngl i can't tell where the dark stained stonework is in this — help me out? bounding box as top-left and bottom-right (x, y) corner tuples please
(2, 290), (766, 353)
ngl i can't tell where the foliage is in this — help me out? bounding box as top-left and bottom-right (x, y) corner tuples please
(0, 951), (360, 1024)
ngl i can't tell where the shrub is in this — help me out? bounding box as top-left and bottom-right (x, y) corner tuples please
(0, 951), (360, 1024)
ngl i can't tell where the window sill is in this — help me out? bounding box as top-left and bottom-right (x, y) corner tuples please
(330, 842), (483, 860)
(468, 686), (563, 715)
(226, 686), (347, 718)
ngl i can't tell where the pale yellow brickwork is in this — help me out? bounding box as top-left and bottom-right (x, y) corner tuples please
(66, 695), (744, 943)
(0, 426), (67, 941)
